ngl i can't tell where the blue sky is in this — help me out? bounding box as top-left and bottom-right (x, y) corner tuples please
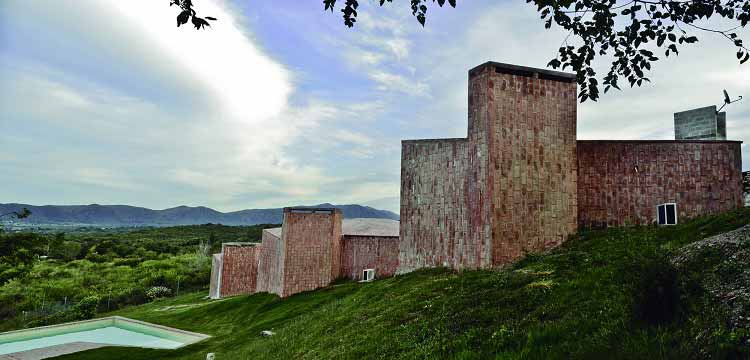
(1, 0), (748, 213)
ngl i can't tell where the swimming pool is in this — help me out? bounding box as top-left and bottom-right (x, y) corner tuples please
(0, 316), (210, 359)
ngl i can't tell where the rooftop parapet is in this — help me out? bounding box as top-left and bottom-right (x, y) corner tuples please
(468, 61), (576, 82)
(283, 207), (342, 214)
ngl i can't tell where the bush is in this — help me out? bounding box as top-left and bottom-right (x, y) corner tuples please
(633, 256), (682, 325)
(145, 286), (172, 301)
(75, 295), (100, 319)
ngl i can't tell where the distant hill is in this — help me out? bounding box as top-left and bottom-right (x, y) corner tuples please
(0, 203), (399, 227)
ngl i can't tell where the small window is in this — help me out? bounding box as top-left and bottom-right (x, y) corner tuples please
(657, 203), (677, 225)
(362, 269), (375, 282)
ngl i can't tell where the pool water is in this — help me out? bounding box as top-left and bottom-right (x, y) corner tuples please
(0, 316), (209, 357)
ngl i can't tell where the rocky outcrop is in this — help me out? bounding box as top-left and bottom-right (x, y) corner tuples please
(671, 225), (750, 346)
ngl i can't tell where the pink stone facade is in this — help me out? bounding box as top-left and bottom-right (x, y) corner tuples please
(216, 243), (259, 298)
(577, 141), (744, 228)
(341, 235), (400, 281)
(210, 208), (400, 298)
(279, 209), (342, 297)
(400, 62), (579, 271)
(210, 61), (745, 298)
(400, 61), (743, 272)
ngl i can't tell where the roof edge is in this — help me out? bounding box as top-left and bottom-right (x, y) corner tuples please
(578, 140), (743, 144)
(469, 61), (576, 82)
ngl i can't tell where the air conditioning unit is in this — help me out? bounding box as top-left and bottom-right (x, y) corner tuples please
(361, 269), (375, 282)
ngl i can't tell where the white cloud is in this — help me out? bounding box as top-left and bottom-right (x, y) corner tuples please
(73, 168), (145, 191)
(369, 70), (430, 97)
(0, 0), (349, 210)
(109, 0), (292, 122)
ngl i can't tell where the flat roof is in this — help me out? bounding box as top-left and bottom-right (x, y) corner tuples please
(265, 227), (281, 238)
(402, 137), (468, 144)
(469, 61), (576, 82)
(578, 140), (742, 144)
(221, 242), (259, 247)
(283, 207), (342, 214)
(263, 218), (399, 239)
(342, 218), (399, 237)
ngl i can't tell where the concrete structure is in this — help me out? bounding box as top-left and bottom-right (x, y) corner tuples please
(400, 61), (744, 271)
(209, 208), (399, 298)
(744, 171), (750, 206)
(674, 105), (727, 140)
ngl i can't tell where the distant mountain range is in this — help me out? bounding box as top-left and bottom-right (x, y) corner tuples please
(0, 203), (399, 227)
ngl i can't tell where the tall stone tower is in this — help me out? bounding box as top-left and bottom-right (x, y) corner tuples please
(468, 62), (578, 265)
(399, 62), (578, 271)
(279, 207), (343, 297)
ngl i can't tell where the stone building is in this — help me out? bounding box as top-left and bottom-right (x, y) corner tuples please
(209, 61), (745, 299)
(209, 208), (399, 299)
(744, 171), (750, 206)
(400, 61), (744, 272)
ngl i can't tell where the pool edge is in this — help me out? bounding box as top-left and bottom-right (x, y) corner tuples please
(0, 316), (211, 356)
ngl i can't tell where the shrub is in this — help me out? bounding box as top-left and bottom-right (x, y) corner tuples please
(75, 295), (100, 319)
(633, 256), (682, 325)
(145, 286), (172, 301)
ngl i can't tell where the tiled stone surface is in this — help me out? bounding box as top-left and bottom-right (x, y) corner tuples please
(482, 68), (578, 265)
(400, 138), (483, 271)
(279, 209), (342, 297)
(400, 63), (578, 271)
(577, 141), (744, 227)
(743, 171), (749, 206)
(341, 235), (399, 281)
(256, 229), (284, 296)
(218, 244), (258, 297)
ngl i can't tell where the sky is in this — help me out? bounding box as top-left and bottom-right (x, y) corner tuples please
(1, 0), (748, 214)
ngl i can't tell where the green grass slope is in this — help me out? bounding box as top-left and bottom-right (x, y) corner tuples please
(59, 208), (750, 360)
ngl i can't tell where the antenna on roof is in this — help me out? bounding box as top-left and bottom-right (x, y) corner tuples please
(717, 89), (742, 113)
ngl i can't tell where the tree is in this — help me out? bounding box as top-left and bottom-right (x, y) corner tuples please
(0, 233), (45, 266)
(0, 208), (31, 220)
(174, 0), (749, 102)
(169, 0), (216, 29)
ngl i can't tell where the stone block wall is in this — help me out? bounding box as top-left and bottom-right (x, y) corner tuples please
(474, 64), (578, 265)
(400, 62), (578, 271)
(217, 243), (259, 298)
(341, 235), (399, 281)
(674, 106), (726, 140)
(743, 171), (749, 206)
(256, 230), (284, 295)
(400, 138), (485, 271)
(280, 208), (342, 297)
(577, 140), (743, 227)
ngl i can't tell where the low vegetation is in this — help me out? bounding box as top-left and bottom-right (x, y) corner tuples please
(51, 208), (750, 359)
(0, 224), (277, 331)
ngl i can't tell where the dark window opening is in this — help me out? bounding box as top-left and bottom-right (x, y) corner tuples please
(657, 203), (677, 225)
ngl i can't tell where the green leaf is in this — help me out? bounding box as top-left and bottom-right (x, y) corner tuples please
(176, 10), (190, 27)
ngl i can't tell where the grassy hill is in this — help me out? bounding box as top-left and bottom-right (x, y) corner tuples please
(59, 208), (750, 359)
